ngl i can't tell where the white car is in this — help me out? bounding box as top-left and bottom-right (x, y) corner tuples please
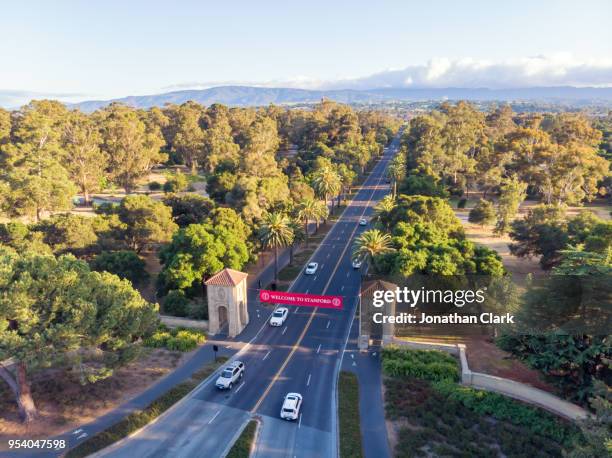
(352, 259), (362, 269)
(270, 307), (289, 326)
(280, 392), (303, 420)
(215, 361), (245, 390)
(304, 262), (318, 275)
(359, 218), (367, 226)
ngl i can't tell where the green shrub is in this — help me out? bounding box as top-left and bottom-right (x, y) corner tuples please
(457, 197), (468, 209)
(468, 198), (496, 225)
(143, 327), (205, 352)
(163, 290), (189, 317)
(165, 336), (196, 352)
(187, 300), (208, 320)
(143, 331), (172, 348)
(90, 250), (148, 284)
(175, 328), (206, 344)
(148, 181), (162, 191)
(432, 380), (580, 445)
(163, 172), (189, 193)
(381, 347), (459, 382)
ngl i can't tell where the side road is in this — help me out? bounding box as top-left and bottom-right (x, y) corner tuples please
(342, 315), (391, 458)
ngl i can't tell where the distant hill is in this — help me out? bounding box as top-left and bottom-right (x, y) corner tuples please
(72, 85), (612, 111)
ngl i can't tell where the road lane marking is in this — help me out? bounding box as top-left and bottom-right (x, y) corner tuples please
(305, 289), (309, 293)
(326, 320), (331, 329)
(313, 276), (317, 281)
(298, 413), (303, 429)
(282, 327), (287, 335)
(208, 410), (221, 424)
(72, 429), (83, 435)
(235, 382), (245, 394)
(263, 350), (271, 361)
(76, 433), (87, 440)
(307, 373), (311, 386)
(316, 344), (322, 354)
(327, 253), (330, 258)
(346, 272), (350, 277)
(341, 285), (344, 291)
(250, 145), (395, 416)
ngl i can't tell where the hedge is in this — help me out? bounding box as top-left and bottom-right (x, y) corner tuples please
(432, 380), (580, 445)
(143, 327), (206, 352)
(381, 346), (459, 382)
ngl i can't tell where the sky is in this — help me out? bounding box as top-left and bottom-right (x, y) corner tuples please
(1, 0), (612, 106)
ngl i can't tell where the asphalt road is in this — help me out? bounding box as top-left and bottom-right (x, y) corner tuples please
(91, 135), (400, 458)
(5, 133), (401, 458)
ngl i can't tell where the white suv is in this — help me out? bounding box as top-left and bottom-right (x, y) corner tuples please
(304, 262), (318, 275)
(215, 361), (244, 390)
(270, 307), (289, 326)
(280, 392), (303, 420)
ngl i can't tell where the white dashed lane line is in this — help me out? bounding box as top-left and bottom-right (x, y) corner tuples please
(263, 350), (271, 361)
(208, 410), (221, 424)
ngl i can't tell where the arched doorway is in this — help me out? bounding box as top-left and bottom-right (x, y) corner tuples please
(218, 306), (228, 330)
(239, 301), (246, 325)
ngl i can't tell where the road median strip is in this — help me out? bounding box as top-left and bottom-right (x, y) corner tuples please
(338, 371), (364, 458)
(225, 419), (259, 458)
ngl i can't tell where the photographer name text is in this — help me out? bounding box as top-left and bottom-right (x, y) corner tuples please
(372, 312), (515, 324)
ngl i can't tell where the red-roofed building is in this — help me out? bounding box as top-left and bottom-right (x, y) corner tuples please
(205, 268), (249, 337)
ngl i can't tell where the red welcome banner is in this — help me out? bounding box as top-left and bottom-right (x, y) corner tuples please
(259, 290), (343, 310)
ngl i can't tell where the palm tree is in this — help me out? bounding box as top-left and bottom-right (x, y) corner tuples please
(288, 219), (305, 265)
(313, 199), (329, 232)
(373, 195), (395, 230)
(258, 212), (294, 283)
(312, 167), (342, 216)
(297, 198), (318, 243)
(352, 229), (394, 273)
(386, 155), (406, 198)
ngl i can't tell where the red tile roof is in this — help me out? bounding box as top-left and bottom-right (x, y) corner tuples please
(361, 279), (398, 297)
(204, 268), (248, 287)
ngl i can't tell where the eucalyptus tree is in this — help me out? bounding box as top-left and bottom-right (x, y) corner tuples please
(1, 100), (76, 221)
(62, 110), (108, 204)
(97, 103), (166, 193)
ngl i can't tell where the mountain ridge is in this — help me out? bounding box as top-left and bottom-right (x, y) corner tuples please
(72, 85), (612, 111)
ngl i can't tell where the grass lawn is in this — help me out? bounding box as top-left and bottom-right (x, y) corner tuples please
(226, 420), (258, 458)
(339, 371), (364, 458)
(66, 356), (228, 458)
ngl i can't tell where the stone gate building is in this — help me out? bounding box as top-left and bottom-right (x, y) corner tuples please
(205, 268), (249, 338)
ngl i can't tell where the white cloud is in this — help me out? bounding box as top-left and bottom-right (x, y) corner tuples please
(317, 55), (612, 90)
(167, 55), (612, 92)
